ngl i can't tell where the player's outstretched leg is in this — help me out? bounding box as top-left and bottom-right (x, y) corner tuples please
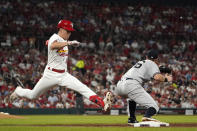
(10, 75), (57, 102)
(89, 95), (105, 107)
(62, 73), (113, 111)
(10, 86), (22, 102)
(89, 92), (112, 111)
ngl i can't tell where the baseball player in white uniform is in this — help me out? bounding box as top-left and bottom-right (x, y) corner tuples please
(10, 19), (112, 111)
(115, 50), (172, 124)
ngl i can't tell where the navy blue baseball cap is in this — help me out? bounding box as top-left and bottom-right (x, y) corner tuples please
(147, 50), (158, 59)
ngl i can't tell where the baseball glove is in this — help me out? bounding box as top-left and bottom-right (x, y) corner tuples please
(159, 66), (172, 74)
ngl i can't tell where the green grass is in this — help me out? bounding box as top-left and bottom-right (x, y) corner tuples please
(0, 115), (196, 124)
(0, 115), (196, 131)
(0, 127), (197, 131)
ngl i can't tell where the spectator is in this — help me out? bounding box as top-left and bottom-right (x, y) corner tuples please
(48, 93), (58, 105)
(0, 1), (196, 110)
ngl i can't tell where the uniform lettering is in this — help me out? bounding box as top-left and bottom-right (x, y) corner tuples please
(134, 60), (145, 68)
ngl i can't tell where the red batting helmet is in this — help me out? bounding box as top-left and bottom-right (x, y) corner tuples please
(57, 20), (75, 31)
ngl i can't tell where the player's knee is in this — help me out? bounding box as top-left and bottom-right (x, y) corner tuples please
(153, 105), (159, 113)
(29, 93), (39, 100)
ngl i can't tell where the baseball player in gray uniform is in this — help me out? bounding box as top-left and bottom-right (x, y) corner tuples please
(115, 50), (172, 124)
(10, 19), (112, 111)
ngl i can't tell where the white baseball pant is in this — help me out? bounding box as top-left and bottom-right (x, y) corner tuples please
(15, 66), (96, 99)
(116, 79), (159, 112)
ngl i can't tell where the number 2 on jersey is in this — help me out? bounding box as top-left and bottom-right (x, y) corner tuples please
(134, 60), (145, 68)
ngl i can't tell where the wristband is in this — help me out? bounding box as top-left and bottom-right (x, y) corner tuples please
(164, 78), (168, 82)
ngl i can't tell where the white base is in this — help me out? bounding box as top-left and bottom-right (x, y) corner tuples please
(0, 112), (10, 115)
(133, 121), (169, 127)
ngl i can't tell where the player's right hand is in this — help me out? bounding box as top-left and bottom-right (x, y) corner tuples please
(45, 40), (49, 46)
(68, 40), (80, 47)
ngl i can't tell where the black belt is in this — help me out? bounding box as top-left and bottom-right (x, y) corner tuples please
(126, 78), (134, 80)
(126, 77), (141, 83)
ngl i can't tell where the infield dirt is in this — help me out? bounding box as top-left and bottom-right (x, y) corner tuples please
(0, 113), (24, 119)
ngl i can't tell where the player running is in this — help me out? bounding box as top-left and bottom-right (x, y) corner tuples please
(115, 50), (172, 125)
(10, 19), (112, 111)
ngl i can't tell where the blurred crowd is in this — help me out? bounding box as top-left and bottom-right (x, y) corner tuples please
(0, 0), (197, 110)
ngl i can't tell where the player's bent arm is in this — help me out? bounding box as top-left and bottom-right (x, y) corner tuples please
(153, 73), (172, 82)
(50, 41), (69, 50)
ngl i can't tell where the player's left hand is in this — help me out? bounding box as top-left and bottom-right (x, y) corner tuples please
(68, 40), (80, 47)
(165, 73), (173, 82)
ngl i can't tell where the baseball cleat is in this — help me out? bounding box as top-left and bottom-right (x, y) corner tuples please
(10, 92), (18, 103)
(128, 117), (139, 125)
(10, 86), (22, 103)
(103, 92), (112, 111)
(142, 117), (160, 122)
(13, 76), (25, 88)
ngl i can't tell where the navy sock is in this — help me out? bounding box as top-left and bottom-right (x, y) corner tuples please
(144, 107), (156, 118)
(128, 100), (136, 118)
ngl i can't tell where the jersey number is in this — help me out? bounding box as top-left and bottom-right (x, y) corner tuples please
(134, 61), (145, 68)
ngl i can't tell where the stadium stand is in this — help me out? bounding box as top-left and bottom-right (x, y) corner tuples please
(0, 0), (196, 109)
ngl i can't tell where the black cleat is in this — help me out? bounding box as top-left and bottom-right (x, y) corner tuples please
(128, 117), (139, 125)
(12, 75), (25, 88)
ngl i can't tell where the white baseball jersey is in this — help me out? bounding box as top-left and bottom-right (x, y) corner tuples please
(47, 34), (68, 70)
(122, 60), (160, 84)
(115, 59), (160, 112)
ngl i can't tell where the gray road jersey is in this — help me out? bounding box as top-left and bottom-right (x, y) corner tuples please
(122, 60), (160, 84)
